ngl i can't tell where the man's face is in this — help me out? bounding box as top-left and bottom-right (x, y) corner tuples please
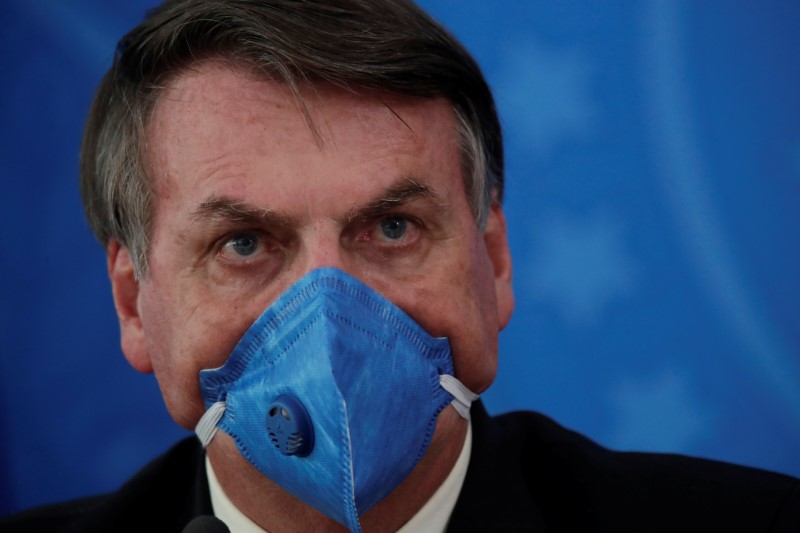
(111, 64), (513, 430)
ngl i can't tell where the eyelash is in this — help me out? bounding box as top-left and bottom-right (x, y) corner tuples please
(211, 214), (423, 267)
(359, 215), (422, 247)
(216, 230), (275, 266)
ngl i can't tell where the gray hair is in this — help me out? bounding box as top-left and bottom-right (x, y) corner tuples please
(80, 0), (504, 277)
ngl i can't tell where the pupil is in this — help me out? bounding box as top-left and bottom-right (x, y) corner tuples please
(380, 217), (406, 239)
(233, 235), (258, 256)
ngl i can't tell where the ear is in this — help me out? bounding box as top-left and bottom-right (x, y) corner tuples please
(107, 240), (153, 373)
(483, 200), (514, 330)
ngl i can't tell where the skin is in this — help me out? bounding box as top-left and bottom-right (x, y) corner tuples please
(108, 63), (514, 532)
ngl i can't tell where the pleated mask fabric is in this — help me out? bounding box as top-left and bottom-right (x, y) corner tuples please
(195, 268), (478, 532)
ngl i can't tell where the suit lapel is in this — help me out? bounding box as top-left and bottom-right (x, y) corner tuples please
(447, 401), (547, 532)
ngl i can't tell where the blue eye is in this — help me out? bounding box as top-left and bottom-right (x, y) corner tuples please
(228, 234), (259, 257)
(380, 216), (407, 240)
(222, 233), (263, 261)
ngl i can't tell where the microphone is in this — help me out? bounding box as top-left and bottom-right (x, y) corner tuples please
(182, 515), (231, 533)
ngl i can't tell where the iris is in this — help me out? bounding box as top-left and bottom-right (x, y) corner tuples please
(380, 217), (406, 240)
(231, 234), (259, 256)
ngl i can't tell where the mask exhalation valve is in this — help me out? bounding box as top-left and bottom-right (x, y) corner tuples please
(266, 393), (315, 457)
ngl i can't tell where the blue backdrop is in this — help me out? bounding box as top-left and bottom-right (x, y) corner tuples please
(2, 0), (798, 516)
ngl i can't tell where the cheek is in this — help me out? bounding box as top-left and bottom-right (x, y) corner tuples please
(391, 239), (499, 394)
(138, 280), (259, 429)
(445, 271), (500, 393)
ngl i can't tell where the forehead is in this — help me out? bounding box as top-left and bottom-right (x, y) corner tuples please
(146, 63), (459, 171)
(141, 64), (467, 224)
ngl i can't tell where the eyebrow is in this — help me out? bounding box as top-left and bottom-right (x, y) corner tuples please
(190, 177), (446, 228)
(344, 177), (447, 222)
(191, 196), (298, 228)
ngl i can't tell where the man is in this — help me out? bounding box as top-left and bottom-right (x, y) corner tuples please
(2, 0), (799, 532)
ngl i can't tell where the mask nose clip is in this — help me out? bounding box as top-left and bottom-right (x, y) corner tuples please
(266, 393), (315, 457)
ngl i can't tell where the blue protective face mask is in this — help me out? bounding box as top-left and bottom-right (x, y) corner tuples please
(194, 267), (478, 532)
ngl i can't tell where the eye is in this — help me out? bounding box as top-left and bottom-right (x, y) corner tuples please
(378, 216), (408, 241)
(220, 232), (265, 261)
(356, 214), (421, 249)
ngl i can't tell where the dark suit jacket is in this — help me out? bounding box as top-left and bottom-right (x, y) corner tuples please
(3, 402), (799, 532)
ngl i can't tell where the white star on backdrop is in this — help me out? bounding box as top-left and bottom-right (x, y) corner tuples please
(493, 40), (597, 157)
(524, 211), (639, 325)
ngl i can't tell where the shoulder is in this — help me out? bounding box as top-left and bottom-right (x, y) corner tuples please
(0, 437), (209, 533)
(459, 405), (800, 532)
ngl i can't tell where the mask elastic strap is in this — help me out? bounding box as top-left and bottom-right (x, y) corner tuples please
(195, 401), (226, 448)
(439, 375), (479, 419)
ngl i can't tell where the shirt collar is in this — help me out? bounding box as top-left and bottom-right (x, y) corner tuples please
(206, 419), (472, 532)
(397, 419), (472, 532)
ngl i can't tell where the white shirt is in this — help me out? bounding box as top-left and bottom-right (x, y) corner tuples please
(206, 421), (473, 532)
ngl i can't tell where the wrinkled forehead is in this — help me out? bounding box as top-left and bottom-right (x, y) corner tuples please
(140, 63), (467, 223)
(143, 62), (462, 183)
(150, 59), (457, 137)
